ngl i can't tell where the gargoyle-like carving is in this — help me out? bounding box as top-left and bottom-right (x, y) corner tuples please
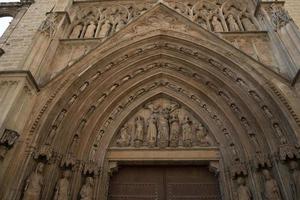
(113, 98), (214, 148)
(0, 129), (19, 159)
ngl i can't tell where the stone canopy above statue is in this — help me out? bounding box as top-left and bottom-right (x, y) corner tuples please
(111, 98), (216, 148)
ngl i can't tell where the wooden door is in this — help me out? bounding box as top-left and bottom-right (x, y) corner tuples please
(108, 165), (221, 200)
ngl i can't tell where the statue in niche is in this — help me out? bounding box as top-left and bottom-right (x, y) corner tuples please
(23, 163), (44, 200)
(146, 115), (157, 148)
(227, 14), (240, 31)
(69, 23), (83, 39)
(237, 176), (252, 200)
(69, 135), (79, 154)
(98, 20), (112, 38)
(157, 110), (170, 148)
(249, 90), (261, 103)
(241, 118), (261, 152)
(289, 161), (300, 200)
(169, 114), (180, 147)
(134, 116), (144, 147)
(195, 123), (211, 146)
(53, 170), (72, 200)
(273, 123), (287, 144)
(262, 169), (282, 200)
(262, 106), (273, 119)
(241, 16), (256, 31)
(115, 19), (126, 32)
(84, 21), (97, 38)
(45, 126), (57, 145)
(117, 124), (131, 147)
(79, 177), (94, 200)
(211, 16), (223, 32)
(182, 116), (193, 147)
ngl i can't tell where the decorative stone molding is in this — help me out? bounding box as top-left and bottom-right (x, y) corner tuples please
(83, 161), (100, 176)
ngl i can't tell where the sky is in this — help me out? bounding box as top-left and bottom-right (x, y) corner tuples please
(0, 0), (20, 36)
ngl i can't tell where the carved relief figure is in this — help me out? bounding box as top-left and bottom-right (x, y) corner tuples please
(80, 177), (94, 200)
(134, 116), (144, 147)
(117, 124), (131, 147)
(263, 169), (282, 200)
(227, 14), (240, 31)
(157, 110), (170, 148)
(237, 177), (252, 200)
(54, 170), (72, 200)
(23, 163), (44, 200)
(45, 126), (57, 145)
(289, 161), (300, 200)
(70, 24), (83, 39)
(115, 19), (126, 32)
(98, 20), (112, 38)
(84, 21), (97, 38)
(182, 115), (193, 147)
(212, 16), (224, 32)
(241, 16), (256, 31)
(195, 123), (211, 146)
(273, 123), (287, 144)
(147, 115), (157, 147)
(262, 106), (273, 119)
(169, 114), (180, 147)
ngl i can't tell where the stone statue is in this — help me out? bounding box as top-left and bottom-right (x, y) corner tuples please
(157, 111), (170, 148)
(182, 116), (193, 147)
(23, 163), (44, 200)
(45, 126), (57, 145)
(273, 123), (287, 144)
(115, 19), (126, 32)
(53, 170), (72, 200)
(98, 20), (112, 38)
(80, 177), (94, 200)
(147, 115), (157, 147)
(84, 21), (97, 38)
(241, 17), (256, 31)
(212, 16), (223, 32)
(195, 123), (211, 146)
(117, 124), (131, 147)
(134, 116), (144, 147)
(228, 14), (240, 31)
(289, 161), (300, 200)
(169, 114), (180, 147)
(262, 106), (273, 119)
(69, 24), (83, 39)
(237, 177), (252, 200)
(263, 169), (282, 200)
(249, 91), (261, 102)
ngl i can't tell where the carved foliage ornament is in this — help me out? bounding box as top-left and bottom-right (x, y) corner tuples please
(270, 3), (291, 30)
(0, 129), (19, 160)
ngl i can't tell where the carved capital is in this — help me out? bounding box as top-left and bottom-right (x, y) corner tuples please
(252, 153), (272, 170)
(60, 153), (77, 170)
(83, 161), (100, 176)
(230, 161), (248, 179)
(34, 144), (53, 162)
(278, 144), (300, 161)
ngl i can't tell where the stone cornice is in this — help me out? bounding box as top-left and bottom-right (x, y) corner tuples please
(0, 70), (39, 92)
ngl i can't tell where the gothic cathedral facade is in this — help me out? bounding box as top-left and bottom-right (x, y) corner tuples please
(0, 0), (300, 199)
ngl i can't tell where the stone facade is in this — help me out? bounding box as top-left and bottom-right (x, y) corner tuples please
(0, 0), (300, 200)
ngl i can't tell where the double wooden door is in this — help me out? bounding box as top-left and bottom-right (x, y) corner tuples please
(108, 165), (221, 200)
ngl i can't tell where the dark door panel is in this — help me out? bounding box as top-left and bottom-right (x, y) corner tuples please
(108, 165), (221, 200)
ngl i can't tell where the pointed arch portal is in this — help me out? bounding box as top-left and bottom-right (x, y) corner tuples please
(17, 4), (300, 200)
